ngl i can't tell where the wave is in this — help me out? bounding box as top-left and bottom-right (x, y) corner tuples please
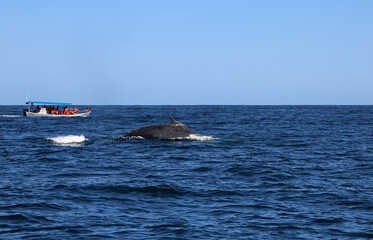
(0, 115), (21, 118)
(54, 183), (183, 196)
(47, 135), (87, 146)
(0, 213), (28, 221)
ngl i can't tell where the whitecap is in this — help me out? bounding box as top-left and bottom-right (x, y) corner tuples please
(47, 135), (87, 146)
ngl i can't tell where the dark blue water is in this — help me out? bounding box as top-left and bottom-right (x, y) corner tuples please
(0, 105), (372, 239)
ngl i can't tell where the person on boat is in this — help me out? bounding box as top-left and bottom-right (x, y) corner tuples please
(86, 106), (91, 112)
(56, 106), (59, 113)
(41, 105), (47, 113)
(35, 105), (40, 112)
(74, 106), (79, 113)
(64, 106), (69, 115)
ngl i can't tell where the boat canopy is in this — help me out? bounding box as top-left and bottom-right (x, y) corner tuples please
(26, 101), (72, 105)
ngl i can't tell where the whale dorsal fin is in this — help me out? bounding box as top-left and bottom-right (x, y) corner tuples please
(171, 117), (182, 125)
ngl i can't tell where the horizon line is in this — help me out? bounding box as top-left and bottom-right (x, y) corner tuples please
(1, 104), (372, 106)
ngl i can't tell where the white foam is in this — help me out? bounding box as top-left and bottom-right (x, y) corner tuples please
(47, 135), (87, 145)
(173, 134), (217, 141)
(187, 134), (217, 141)
(123, 134), (217, 141)
(126, 136), (145, 140)
(0, 115), (21, 117)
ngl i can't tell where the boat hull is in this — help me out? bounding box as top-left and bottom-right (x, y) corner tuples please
(24, 111), (90, 117)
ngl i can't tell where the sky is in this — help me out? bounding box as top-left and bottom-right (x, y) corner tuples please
(0, 0), (372, 105)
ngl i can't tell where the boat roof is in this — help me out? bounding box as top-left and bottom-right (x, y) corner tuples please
(26, 101), (72, 105)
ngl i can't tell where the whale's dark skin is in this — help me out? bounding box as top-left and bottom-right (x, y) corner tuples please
(125, 118), (198, 140)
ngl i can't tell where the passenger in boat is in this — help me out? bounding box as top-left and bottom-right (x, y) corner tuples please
(35, 105), (40, 112)
(47, 106), (52, 114)
(86, 106), (91, 112)
(64, 106), (69, 115)
(56, 106), (59, 113)
(74, 106), (79, 113)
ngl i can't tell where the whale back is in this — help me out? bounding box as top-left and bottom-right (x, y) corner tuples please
(126, 118), (197, 140)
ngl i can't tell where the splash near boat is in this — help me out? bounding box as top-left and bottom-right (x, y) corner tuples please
(23, 101), (91, 117)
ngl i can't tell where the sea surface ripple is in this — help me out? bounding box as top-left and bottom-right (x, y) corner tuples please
(0, 105), (372, 239)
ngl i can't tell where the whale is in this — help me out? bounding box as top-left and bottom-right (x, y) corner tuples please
(125, 118), (201, 140)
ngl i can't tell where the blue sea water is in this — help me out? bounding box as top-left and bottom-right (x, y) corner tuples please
(0, 105), (372, 239)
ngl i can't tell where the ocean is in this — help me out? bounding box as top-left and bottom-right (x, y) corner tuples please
(0, 105), (372, 239)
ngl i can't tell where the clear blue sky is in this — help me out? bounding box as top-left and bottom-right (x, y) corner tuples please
(1, 0), (372, 105)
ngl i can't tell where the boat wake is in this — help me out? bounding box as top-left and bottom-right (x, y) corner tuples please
(47, 135), (87, 146)
(0, 115), (21, 118)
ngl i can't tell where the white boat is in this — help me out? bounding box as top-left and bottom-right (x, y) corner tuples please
(23, 101), (91, 117)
